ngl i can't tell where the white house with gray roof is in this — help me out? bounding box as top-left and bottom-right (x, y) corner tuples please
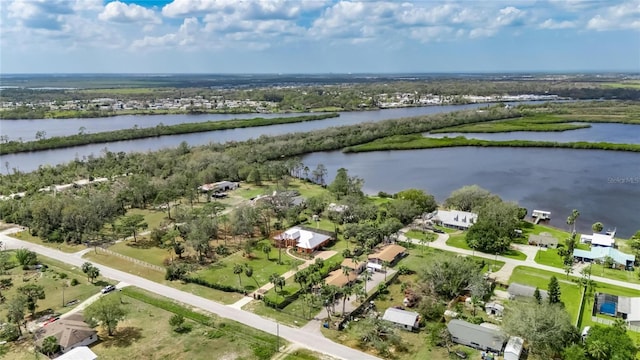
(429, 210), (478, 230)
(447, 319), (506, 353)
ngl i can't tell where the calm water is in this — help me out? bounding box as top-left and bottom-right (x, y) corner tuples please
(1, 103), (496, 172)
(0, 103), (493, 142)
(302, 148), (640, 238)
(427, 123), (640, 144)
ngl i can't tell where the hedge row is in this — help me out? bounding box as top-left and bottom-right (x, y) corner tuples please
(182, 276), (245, 294)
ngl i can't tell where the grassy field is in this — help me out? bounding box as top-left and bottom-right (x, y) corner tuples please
(430, 115), (591, 133)
(82, 250), (242, 304)
(90, 287), (280, 360)
(10, 231), (83, 253)
(405, 229), (436, 243)
(601, 82), (640, 89)
(445, 231), (526, 260)
(125, 208), (169, 231)
(196, 240), (303, 291)
(0, 252), (102, 320)
(108, 240), (170, 267)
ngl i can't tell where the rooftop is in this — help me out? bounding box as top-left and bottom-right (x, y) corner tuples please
(507, 283), (548, 299)
(431, 210), (478, 228)
(447, 319), (506, 350)
(274, 227), (331, 250)
(573, 246), (635, 265)
(34, 314), (96, 349)
(368, 244), (406, 263)
(382, 307), (420, 328)
(56, 346), (98, 360)
(581, 232), (616, 247)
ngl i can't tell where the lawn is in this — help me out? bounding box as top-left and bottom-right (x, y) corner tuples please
(398, 247), (505, 274)
(0, 252), (102, 320)
(90, 288), (279, 360)
(446, 231), (526, 260)
(82, 250), (242, 304)
(519, 221), (572, 242)
(405, 230), (437, 243)
(10, 231), (83, 253)
(196, 240), (303, 291)
(534, 248), (565, 268)
(243, 298), (315, 328)
(108, 240), (171, 267)
(125, 208), (169, 231)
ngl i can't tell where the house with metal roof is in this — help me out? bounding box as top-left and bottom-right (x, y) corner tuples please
(580, 231), (616, 247)
(56, 346), (98, 360)
(507, 283), (548, 300)
(573, 246), (635, 269)
(429, 210), (478, 230)
(381, 307), (420, 331)
(504, 336), (524, 360)
(273, 227), (332, 254)
(447, 319), (506, 353)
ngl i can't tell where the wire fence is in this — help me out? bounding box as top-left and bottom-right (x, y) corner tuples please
(96, 247), (165, 272)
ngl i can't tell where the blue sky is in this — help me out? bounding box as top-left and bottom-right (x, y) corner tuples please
(1, 0), (639, 73)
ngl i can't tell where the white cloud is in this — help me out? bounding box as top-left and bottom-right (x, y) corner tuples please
(162, 0), (328, 19)
(99, 1), (161, 24)
(587, 0), (640, 31)
(132, 17), (203, 49)
(409, 26), (456, 42)
(8, 0), (73, 30)
(539, 18), (577, 29)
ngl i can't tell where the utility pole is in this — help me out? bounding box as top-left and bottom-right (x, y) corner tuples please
(276, 322), (280, 352)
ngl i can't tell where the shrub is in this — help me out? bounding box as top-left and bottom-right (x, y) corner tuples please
(70, 278), (79, 286)
(182, 276), (244, 293)
(58, 272), (68, 279)
(0, 323), (20, 342)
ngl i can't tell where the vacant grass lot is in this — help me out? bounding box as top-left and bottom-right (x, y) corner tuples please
(445, 231), (527, 260)
(125, 208), (168, 231)
(108, 240), (170, 267)
(0, 252), (101, 320)
(82, 251), (242, 304)
(196, 240), (303, 291)
(91, 288), (279, 360)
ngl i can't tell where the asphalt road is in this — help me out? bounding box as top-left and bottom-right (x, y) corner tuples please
(1, 230), (381, 360)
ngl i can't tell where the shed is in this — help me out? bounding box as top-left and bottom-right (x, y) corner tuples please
(485, 302), (504, 317)
(528, 233), (558, 248)
(507, 283), (547, 300)
(381, 308), (420, 331)
(504, 336), (524, 360)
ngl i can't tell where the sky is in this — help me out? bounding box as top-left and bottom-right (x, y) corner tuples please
(1, 0), (639, 73)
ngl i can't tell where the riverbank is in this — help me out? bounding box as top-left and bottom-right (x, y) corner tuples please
(0, 113), (339, 155)
(344, 134), (640, 153)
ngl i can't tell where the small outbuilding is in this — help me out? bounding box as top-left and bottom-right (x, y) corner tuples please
(528, 233), (558, 248)
(485, 302), (504, 317)
(504, 336), (524, 360)
(381, 307), (420, 331)
(507, 283), (547, 301)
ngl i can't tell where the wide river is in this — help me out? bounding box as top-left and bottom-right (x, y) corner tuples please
(1, 103), (638, 237)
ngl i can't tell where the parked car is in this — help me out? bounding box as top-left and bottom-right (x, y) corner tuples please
(101, 285), (116, 294)
(455, 350), (468, 359)
(433, 229), (445, 234)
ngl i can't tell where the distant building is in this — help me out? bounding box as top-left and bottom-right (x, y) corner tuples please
(198, 181), (239, 193)
(429, 210), (478, 230)
(324, 269), (358, 288)
(507, 283), (548, 301)
(532, 210), (551, 220)
(381, 308), (420, 331)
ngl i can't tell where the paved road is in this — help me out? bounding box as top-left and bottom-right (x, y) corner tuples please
(399, 230), (640, 292)
(0, 230), (381, 360)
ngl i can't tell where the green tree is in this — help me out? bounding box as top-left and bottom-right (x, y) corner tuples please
(233, 264), (244, 289)
(503, 302), (577, 358)
(584, 324), (637, 360)
(533, 287), (542, 304)
(419, 255), (485, 299)
(567, 209), (580, 233)
(444, 185), (499, 212)
(118, 214), (148, 242)
(262, 244), (272, 260)
(395, 189), (437, 214)
(348, 317), (406, 357)
(591, 222), (604, 233)
(40, 335), (59, 356)
(548, 276), (561, 305)
(14, 248), (37, 267)
(84, 295), (127, 336)
(465, 200), (519, 254)
(244, 265), (260, 289)
(82, 262), (100, 283)
(562, 344), (587, 360)
(329, 168), (363, 200)
(6, 296), (26, 336)
(18, 284), (45, 317)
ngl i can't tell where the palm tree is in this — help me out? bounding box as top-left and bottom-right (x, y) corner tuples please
(294, 270), (308, 291)
(362, 269), (372, 295)
(341, 284), (354, 316)
(587, 339), (609, 360)
(244, 265), (260, 290)
(262, 244), (272, 260)
(382, 260), (390, 281)
(470, 295), (482, 316)
(233, 264), (244, 289)
(41, 335), (59, 356)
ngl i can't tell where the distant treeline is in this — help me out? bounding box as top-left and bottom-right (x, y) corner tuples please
(0, 105), (259, 119)
(344, 134), (640, 153)
(0, 113), (339, 155)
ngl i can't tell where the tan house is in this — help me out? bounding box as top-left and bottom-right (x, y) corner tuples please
(35, 313), (97, 354)
(324, 269), (358, 287)
(368, 244), (407, 266)
(341, 258), (366, 274)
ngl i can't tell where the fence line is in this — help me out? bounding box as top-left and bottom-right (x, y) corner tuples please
(590, 316), (640, 332)
(97, 247), (165, 272)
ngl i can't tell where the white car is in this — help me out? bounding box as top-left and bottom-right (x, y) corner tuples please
(101, 285), (116, 294)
